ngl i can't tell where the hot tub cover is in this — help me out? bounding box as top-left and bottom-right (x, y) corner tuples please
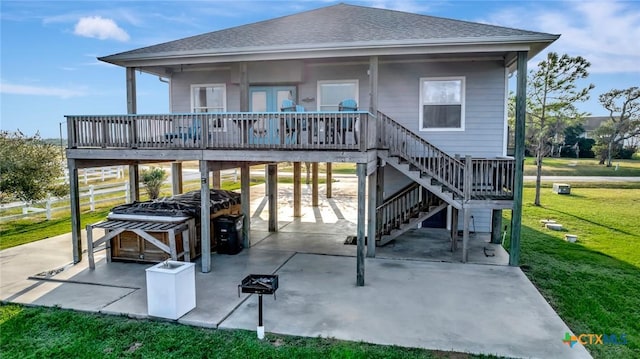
(110, 189), (240, 217)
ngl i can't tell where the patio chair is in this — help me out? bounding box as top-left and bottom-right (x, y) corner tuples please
(164, 118), (202, 143)
(248, 117), (279, 145)
(338, 99), (358, 144)
(281, 99), (302, 144)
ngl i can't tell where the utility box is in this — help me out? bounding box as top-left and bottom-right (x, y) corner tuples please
(552, 183), (571, 194)
(215, 215), (244, 255)
(145, 261), (196, 320)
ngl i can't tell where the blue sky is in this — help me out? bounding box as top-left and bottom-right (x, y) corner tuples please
(1, 0), (639, 139)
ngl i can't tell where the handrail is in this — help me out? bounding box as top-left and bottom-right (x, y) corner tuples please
(377, 111), (465, 197)
(377, 111), (515, 200)
(375, 182), (426, 239)
(375, 182), (421, 211)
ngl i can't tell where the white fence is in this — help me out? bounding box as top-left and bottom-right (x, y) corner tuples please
(63, 166), (124, 184)
(0, 182), (129, 222)
(0, 166), (240, 223)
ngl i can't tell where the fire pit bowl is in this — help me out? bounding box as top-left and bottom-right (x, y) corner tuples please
(239, 274), (278, 295)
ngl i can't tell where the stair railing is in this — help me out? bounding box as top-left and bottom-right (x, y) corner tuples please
(377, 111), (465, 197)
(375, 182), (429, 240)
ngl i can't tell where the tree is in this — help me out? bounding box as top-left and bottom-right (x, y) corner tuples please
(0, 131), (67, 204)
(141, 166), (168, 200)
(525, 52), (594, 206)
(559, 124), (595, 158)
(594, 87), (640, 167)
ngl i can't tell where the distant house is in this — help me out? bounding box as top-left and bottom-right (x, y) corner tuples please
(65, 3), (557, 283)
(582, 116), (637, 147)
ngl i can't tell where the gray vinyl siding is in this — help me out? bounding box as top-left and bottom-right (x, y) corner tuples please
(167, 58), (505, 233)
(382, 166), (413, 200)
(298, 63), (370, 111)
(170, 70), (236, 112)
(378, 60), (506, 158)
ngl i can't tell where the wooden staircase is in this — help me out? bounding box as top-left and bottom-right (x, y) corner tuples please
(374, 111), (515, 248)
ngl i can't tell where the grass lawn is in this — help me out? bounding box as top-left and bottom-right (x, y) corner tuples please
(0, 305), (498, 359)
(503, 186), (640, 359)
(0, 209), (112, 250)
(523, 157), (640, 176)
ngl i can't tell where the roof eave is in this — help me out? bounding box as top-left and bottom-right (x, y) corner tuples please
(99, 34), (559, 68)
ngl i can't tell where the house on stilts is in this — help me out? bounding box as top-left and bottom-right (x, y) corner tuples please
(65, 3), (558, 285)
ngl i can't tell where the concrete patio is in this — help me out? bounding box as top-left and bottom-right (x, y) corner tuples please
(0, 179), (591, 359)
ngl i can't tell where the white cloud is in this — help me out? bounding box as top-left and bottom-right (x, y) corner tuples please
(74, 16), (129, 42)
(481, 0), (640, 74)
(0, 82), (86, 99)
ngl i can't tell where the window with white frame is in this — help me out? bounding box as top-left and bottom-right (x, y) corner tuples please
(317, 80), (358, 111)
(191, 84), (226, 130)
(419, 77), (465, 131)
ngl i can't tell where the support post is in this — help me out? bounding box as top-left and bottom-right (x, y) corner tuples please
(212, 170), (221, 189)
(491, 209), (503, 244)
(462, 208), (471, 263)
(239, 63), (249, 112)
(264, 166), (269, 196)
(126, 67), (137, 143)
(450, 207), (459, 252)
(126, 67), (137, 114)
(293, 162), (301, 217)
(267, 164), (278, 232)
(375, 161), (384, 245)
(368, 56), (379, 150)
(68, 158), (82, 263)
(171, 162), (183, 196)
(356, 163), (366, 286)
(326, 163), (332, 198)
(200, 160), (211, 273)
(128, 165), (139, 202)
(367, 167), (377, 258)
(241, 164), (251, 249)
(312, 162), (319, 207)
(510, 51), (528, 266)
(240, 62), (249, 143)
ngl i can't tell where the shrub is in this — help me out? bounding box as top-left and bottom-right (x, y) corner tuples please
(141, 167), (168, 200)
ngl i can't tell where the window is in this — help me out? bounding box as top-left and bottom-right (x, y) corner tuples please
(420, 77), (465, 131)
(191, 84), (226, 130)
(317, 80), (358, 111)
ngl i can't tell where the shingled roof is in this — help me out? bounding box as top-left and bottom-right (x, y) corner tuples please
(100, 3), (558, 66)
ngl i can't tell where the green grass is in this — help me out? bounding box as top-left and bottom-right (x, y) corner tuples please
(0, 304), (500, 359)
(503, 187), (640, 358)
(0, 209), (111, 250)
(523, 157), (640, 176)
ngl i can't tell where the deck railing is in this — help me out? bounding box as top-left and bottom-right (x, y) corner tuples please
(66, 112), (376, 151)
(66, 111), (514, 199)
(467, 157), (515, 199)
(377, 111), (514, 200)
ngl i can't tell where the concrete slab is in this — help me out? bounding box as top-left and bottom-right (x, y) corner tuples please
(30, 282), (136, 312)
(1, 233), (76, 302)
(254, 228), (356, 257)
(178, 249), (295, 328)
(220, 253), (591, 359)
(377, 228), (509, 265)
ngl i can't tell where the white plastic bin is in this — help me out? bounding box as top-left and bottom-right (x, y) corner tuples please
(145, 261), (196, 319)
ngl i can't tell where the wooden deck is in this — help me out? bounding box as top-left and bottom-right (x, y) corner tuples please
(66, 112), (375, 151)
(65, 111), (515, 201)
